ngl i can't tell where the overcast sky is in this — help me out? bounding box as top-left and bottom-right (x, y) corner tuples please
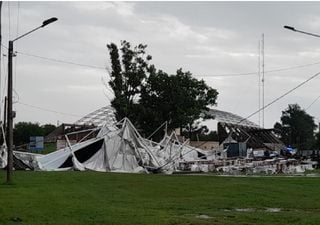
(2, 1), (320, 129)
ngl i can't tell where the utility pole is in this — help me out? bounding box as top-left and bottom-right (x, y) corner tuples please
(0, 1), (2, 130)
(0, 1), (2, 104)
(3, 97), (7, 132)
(5, 17), (58, 184)
(6, 41), (13, 183)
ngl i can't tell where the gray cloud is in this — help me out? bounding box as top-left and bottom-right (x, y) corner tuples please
(1, 1), (320, 129)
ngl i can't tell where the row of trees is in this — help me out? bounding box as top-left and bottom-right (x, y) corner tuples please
(13, 122), (56, 146)
(107, 41), (218, 140)
(274, 104), (319, 150)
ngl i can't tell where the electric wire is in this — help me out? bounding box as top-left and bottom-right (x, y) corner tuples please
(15, 2), (20, 38)
(305, 95), (320, 111)
(0, 45), (113, 120)
(0, 43), (318, 78)
(14, 1), (20, 89)
(7, 2), (11, 40)
(16, 101), (84, 118)
(240, 71), (320, 123)
(1, 49), (7, 108)
(11, 49), (320, 123)
(3, 43), (320, 123)
(16, 51), (106, 70)
(16, 50), (320, 78)
(13, 2), (21, 114)
(200, 61), (320, 77)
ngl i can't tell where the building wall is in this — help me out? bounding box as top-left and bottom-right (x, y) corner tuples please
(57, 139), (78, 150)
(189, 141), (220, 150)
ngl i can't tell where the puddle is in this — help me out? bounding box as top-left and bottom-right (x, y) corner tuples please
(306, 173), (320, 177)
(235, 208), (255, 212)
(223, 208), (282, 213)
(196, 214), (212, 219)
(265, 208), (281, 212)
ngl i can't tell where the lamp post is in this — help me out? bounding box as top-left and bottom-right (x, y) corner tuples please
(6, 17), (58, 184)
(284, 25), (320, 38)
(284, 25), (320, 155)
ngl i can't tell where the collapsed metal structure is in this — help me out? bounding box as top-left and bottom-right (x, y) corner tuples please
(0, 118), (213, 173)
(207, 108), (284, 151)
(0, 107), (317, 174)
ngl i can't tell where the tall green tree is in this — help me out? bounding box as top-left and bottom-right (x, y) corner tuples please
(107, 40), (152, 122)
(274, 104), (316, 150)
(139, 68), (218, 137)
(107, 41), (218, 139)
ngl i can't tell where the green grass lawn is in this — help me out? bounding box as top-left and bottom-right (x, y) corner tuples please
(1, 171), (320, 225)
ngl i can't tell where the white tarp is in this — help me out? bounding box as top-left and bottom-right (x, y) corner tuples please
(3, 117), (213, 173)
(143, 131), (214, 172)
(0, 144), (7, 169)
(12, 118), (160, 173)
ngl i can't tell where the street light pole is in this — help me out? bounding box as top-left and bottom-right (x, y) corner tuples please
(6, 17), (58, 184)
(6, 41), (13, 183)
(284, 25), (320, 38)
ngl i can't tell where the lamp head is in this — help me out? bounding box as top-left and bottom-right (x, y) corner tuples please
(284, 25), (295, 31)
(42, 17), (58, 27)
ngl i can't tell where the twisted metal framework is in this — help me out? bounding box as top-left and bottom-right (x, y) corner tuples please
(75, 106), (116, 127)
(208, 109), (260, 128)
(75, 106), (259, 129)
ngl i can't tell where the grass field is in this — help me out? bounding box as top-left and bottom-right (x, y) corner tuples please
(1, 171), (320, 225)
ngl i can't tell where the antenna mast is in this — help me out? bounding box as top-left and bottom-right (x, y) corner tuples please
(262, 33), (265, 128)
(258, 39), (261, 126)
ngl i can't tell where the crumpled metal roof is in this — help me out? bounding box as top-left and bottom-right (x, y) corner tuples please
(75, 106), (259, 128)
(207, 109), (260, 128)
(75, 106), (116, 127)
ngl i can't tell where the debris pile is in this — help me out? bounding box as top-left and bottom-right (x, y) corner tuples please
(0, 117), (318, 175)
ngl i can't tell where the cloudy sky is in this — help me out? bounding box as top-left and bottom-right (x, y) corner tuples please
(2, 1), (320, 129)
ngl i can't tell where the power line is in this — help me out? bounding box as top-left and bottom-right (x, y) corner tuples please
(13, 2), (21, 115)
(240, 70), (320, 123)
(1, 49), (7, 104)
(16, 101), (84, 118)
(15, 2), (20, 38)
(0, 45), (318, 78)
(305, 95), (320, 111)
(14, 1), (20, 89)
(4, 48), (320, 126)
(200, 61), (320, 77)
(16, 51), (106, 70)
(1, 45), (8, 120)
(7, 2), (11, 40)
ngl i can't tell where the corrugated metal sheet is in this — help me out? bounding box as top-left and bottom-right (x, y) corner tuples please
(207, 109), (260, 128)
